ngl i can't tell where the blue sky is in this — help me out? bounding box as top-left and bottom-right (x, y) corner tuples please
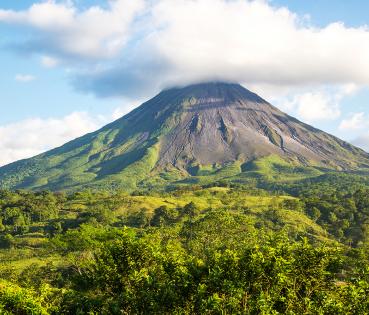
(1, 0), (369, 165)
(273, 0), (369, 27)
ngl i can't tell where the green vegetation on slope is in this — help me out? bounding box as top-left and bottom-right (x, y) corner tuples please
(1, 82), (369, 193)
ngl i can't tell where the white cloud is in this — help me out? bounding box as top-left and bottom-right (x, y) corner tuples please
(274, 85), (358, 122)
(15, 74), (36, 82)
(41, 55), (59, 68)
(148, 0), (369, 88)
(352, 134), (369, 152)
(0, 0), (145, 59)
(3, 0), (369, 94)
(0, 112), (104, 166)
(65, 0), (369, 101)
(0, 105), (139, 166)
(295, 92), (341, 122)
(339, 112), (367, 130)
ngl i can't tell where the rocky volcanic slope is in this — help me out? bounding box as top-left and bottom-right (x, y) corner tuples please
(1, 82), (368, 191)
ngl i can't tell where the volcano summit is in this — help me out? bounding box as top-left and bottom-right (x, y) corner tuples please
(1, 82), (368, 191)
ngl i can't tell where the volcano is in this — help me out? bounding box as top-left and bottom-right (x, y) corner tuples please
(1, 82), (369, 191)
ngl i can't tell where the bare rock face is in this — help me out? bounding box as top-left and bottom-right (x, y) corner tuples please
(152, 82), (369, 170)
(1, 82), (369, 191)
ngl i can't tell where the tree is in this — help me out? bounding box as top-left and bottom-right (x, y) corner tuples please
(85, 205), (114, 225)
(0, 233), (15, 249)
(329, 212), (338, 223)
(0, 218), (5, 232)
(47, 221), (63, 237)
(126, 208), (152, 228)
(136, 208), (152, 228)
(150, 206), (177, 227)
(12, 214), (28, 235)
(182, 202), (198, 218)
(309, 207), (321, 221)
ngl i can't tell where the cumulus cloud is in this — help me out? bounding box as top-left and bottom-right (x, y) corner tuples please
(0, 112), (105, 166)
(0, 104), (139, 166)
(352, 134), (369, 152)
(340, 112), (369, 152)
(339, 112), (368, 130)
(73, 0), (369, 98)
(2, 0), (369, 98)
(296, 92), (341, 122)
(274, 85), (359, 122)
(15, 74), (36, 82)
(0, 0), (145, 59)
(338, 111), (369, 152)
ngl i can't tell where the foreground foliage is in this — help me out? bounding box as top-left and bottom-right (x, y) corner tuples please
(61, 230), (369, 314)
(0, 183), (368, 314)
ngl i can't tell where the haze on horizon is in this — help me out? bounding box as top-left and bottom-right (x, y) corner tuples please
(1, 0), (369, 166)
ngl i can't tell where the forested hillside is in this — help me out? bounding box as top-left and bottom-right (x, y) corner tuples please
(1, 178), (369, 314)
